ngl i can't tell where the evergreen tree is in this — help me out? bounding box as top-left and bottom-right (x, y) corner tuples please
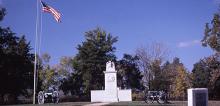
(192, 55), (220, 99)
(68, 28), (118, 96)
(149, 60), (162, 90)
(192, 59), (210, 88)
(0, 8), (34, 104)
(117, 54), (143, 90)
(160, 61), (175, 92)
(147, 59), (172, 91)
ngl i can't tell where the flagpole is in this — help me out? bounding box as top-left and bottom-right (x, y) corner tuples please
(33, 0), (40, 104)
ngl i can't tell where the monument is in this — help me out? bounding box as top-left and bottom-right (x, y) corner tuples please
(91, 61), (132, 102)
(187, 88), (208, 106)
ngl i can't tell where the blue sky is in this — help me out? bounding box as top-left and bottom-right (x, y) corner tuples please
(0, 0), (218, 70)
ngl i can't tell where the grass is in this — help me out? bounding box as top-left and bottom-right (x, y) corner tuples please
(106, 101), (187, 106)
(6, 101), (220, 106)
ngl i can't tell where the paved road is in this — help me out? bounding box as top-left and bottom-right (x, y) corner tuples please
(84, 102), (110, 106)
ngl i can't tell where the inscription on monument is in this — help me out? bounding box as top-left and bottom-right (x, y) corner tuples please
(195, 92), (206, 106)
(188, 88), (208, 106)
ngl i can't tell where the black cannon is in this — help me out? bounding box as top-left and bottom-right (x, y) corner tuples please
(144, 91), (167, 104)
(37, 87), (59, 104)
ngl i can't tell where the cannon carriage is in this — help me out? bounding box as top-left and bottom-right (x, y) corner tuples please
(144, 91), (168, 104)
(37, 87), (59, 104)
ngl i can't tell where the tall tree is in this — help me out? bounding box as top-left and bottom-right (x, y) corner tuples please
(202, 14), (220, 52)
(38, 53), (51, 90)
(60, 57), (83, 96)
(200, 11), (220, 99)
(161, 57), (190, 100)
(192, 59), (210, 88)
(58, 56), (74, 78)
(192, 54), (220, 99)
(38, 54), (72, 91)
(0, 8), (34, 104)
(117, 54), (143, 90)
(173, 65), (188, 100)
(148, 60), (163, 90)
(67, 27), (118, 96)
(136, 42), (169, 90)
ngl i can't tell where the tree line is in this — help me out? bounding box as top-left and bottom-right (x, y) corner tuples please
(1, 7), (220, 104)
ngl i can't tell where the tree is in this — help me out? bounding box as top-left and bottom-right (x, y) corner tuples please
(60, 57), (83, 96)
(117, 54), (143, 90)
(136, 42), (169, 90)
(202, 14), (220, 52)
(200, 12), (220, 99)
(161, 61), (173, 89)
(63, 27), (118, 96)
(173, 65), (188, 100)
(192, 54), (220, 99)
(38, 54), (73, 91)
(58, 56), (74, 78)
(0, 8), (34, 104)
(38, 53), (51, 90)
(148, 57), (191, 100)
(145, 59), (174, 92)
(148, 60), (163, 91)
(0, 8), (6, 21)
(208, 55), (220, 99)
(192, 59), (210, 88)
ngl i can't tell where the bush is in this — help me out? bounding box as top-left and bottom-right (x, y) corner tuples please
(132, 91), (145, 101)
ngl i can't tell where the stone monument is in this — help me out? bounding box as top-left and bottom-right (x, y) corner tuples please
(91, 61), (132, 102)
(188, 88), (208, 106)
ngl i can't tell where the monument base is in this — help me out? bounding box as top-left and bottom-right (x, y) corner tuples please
(118, 89), (132, 101)
(91, 89), (132, 102)
(90, 61), (132, 102)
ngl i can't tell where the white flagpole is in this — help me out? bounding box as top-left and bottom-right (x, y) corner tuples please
(33, 0), (40, 104)
(36, 0), (43, 97)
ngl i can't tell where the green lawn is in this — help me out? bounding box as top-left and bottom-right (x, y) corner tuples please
(106, 101), (187, 106)
(6, 101), (220, 106)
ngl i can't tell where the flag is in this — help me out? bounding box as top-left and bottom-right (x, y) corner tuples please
(41, 1), (61, 22)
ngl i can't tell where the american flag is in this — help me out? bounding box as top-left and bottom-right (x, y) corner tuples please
(41, 1), (61, 22)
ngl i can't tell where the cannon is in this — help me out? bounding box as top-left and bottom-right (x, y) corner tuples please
(144, 91), (167, 104)
(37, 88), (59, 104)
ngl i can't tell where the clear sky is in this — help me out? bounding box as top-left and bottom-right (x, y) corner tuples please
(0, 0), (218, 70)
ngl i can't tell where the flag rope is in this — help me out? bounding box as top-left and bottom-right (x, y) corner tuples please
(39, 4), (42, 59)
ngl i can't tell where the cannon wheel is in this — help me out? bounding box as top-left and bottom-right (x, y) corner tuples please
(52, 91), (59, 103)
(144, 94), (154, 103)
(157, 97), (165, 104)
(38, 91), (44, 104)
(144, 96), (148, 103)
(156, 94), (166, 104)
